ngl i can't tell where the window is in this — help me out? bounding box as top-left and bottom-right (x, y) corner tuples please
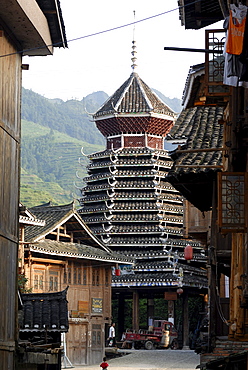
(92, 324), (101, 347)
(92, 268), (100, 286)
(64, 269), (67, 284)
(73, 263), (82, 285)
(218, 172), (248, 232)
(83, 268), (87, 285)
(68, 267), (71, 284)
(49, 271), (59, 291)
(105, 269), (109, 287)
(64, 263), (85, 285)
(33, 269), (45, 292)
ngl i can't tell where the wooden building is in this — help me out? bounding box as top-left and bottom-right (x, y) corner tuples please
(79, 50), (208, 347)
(167, 2), (248, 368)
(0, 1), (67, 368)
(20, 202), (133, 365)
(18, 288), (69, 369)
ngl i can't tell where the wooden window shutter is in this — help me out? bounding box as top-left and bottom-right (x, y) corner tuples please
(218, 172), (248, 233)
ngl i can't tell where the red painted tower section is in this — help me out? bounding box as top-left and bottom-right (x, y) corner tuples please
(94, 72), (175, 150)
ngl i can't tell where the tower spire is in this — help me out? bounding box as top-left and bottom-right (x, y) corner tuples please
(131, 10), (137, 71)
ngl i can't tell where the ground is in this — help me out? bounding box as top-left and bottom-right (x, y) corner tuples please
(69, 349), (200, 370)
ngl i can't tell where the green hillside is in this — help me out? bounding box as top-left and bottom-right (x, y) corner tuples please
(20, 88), (182, 207)
(21, 119), (104, 207)
(21, 88), (106, 145)
(21, 170), (71, 207)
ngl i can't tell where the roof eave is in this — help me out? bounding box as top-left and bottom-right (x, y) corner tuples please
(0, 0), (54, 56)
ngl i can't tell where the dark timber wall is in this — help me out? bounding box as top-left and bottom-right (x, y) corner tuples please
(0, 30), (21, 367)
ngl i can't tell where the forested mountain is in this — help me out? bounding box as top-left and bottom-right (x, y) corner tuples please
(20, 119), (104, 207)
(21, 88), (106, 145)
(153, 89), (182, 113)
(20, 88), (182, 207)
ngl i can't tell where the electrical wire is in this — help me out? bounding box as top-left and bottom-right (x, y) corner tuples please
(0, 0), (210, 59)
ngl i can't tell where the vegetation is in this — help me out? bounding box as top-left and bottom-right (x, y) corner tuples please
(20, 119), (104, 207)
(21, 88), (106, 145)
(112, 295), (204, 346)
(20, 88), (181, 207)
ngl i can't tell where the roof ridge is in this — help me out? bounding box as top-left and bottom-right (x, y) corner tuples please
(136, 73), (153, 111)
(30, 201), (75, 212)
(115, 73), (134, 111)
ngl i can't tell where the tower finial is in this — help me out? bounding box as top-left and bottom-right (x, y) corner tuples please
(131, 10), (137, 71)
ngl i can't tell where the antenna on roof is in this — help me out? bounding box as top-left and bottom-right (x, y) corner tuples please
(131, 10), (137, 71)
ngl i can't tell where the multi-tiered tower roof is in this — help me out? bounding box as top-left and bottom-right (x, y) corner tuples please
(79, 43), (207, 293)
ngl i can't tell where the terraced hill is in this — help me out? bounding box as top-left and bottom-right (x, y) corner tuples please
(21, 120), (104, 207)
(20, 88), (181, 207)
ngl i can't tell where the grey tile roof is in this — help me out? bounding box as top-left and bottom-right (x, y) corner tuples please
(181, 64), (205, 108)
(25, 203), (74, 240)
(167, 106), (224, 175)
(24, 202), (110, 251)
(166, 105), (224, 211)
(28, 240), (133, 264)
(19, 203), (46, 226)
(112, 270), (207, 289)
(94, 72), (175, 119)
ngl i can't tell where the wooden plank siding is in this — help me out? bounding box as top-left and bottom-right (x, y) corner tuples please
(183, 200), (211, 244)
(24, 258), (112, 365)
(0, 30), (21, 367)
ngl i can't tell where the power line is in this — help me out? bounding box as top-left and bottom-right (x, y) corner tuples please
(0, 0), (204, 59)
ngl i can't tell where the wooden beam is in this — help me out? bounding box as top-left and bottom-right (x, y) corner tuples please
(164, 47), (223, 54)
(176, 147), (225, 154)
(43, 10), (57, 14)
(49, 231), (73, 239)
(27, 257), (66, 265)
(175, 165), (223, 168)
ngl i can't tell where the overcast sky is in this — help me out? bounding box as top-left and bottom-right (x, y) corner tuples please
(22, 0), (223, 102)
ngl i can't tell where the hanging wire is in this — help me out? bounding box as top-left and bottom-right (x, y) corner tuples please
(0, 0), (217, 59)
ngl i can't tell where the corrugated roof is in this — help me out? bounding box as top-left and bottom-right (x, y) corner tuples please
(94, 72), (175, 119)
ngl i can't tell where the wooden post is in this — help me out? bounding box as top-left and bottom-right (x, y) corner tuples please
(118, 293), (125, 340)
(168, 300), (175, 325)
(182, 290), (190, 349)
(147, 297), (154, 323)
(208, 178), (218, 351)
(132, 290), (139, 331)
(229, 233), (246, 339)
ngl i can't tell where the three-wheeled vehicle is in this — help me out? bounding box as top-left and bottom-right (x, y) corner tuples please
(122, 319), (179, 350)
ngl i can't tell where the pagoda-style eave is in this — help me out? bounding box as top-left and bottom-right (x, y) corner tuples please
(87, 148), (170, 160)
(92, 229), (183, 236)
(87, 159), (173, 170)
(94, 111), (175, 122)
(111, 280), (207, 289)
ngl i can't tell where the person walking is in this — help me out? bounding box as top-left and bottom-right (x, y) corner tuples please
(108, 323), (116, 347)
(100, 356), (109, 369)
